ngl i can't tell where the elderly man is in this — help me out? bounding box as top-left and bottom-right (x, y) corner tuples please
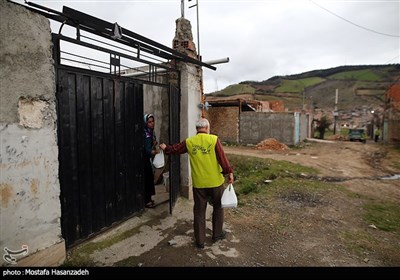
(160, 118), (234, 249)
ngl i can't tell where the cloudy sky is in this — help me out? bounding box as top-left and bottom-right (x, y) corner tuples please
(16, 0), (399, 93)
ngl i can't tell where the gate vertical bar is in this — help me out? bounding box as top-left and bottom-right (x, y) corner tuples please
(103, 78), (117, 226)
(169, 84), (181, 213)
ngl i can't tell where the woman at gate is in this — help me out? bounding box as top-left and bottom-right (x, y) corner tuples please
(144, 113), (159, 208)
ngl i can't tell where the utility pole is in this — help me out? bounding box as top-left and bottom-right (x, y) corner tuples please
(333, 89), (338, 134)
(189, 0), (200, 59)
(188, 0), (203, 116)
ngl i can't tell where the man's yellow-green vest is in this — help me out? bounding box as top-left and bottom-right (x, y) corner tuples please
(186, 133), (225, 188)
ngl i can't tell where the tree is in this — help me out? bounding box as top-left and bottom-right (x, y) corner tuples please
(316, 115), (332, 139)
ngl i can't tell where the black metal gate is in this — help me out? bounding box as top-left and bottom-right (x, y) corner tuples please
(56, 67), (145, 247)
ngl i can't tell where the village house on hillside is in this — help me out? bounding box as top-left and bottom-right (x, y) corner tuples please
(204, 95), (311, 146)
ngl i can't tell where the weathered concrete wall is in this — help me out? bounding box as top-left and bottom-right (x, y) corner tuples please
(205, 107), (239, 143)
(240, 112), (296, 145)
(0, 1), (65, 266)
(144, 80), (169, 145)
(300, 114), (312, 141)
(144, 78), (170, 186)
(0, 2), (55, 124)
(300, 113), (308, 141)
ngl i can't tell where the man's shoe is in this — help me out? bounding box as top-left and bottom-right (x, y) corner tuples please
(212, 230), (226, 242)
(196, 243), (204, 249)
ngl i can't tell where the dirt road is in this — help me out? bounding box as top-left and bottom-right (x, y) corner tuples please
(221, 140), (400, 267)
(224, 139), (397, 178)
(67, 139), (400, 267)
(224, 140), (400, 204)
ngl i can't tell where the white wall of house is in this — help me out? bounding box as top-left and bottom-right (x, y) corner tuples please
(0, 1), (65, 266)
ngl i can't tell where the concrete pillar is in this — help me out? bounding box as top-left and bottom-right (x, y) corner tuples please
(172, 18), (202, 200)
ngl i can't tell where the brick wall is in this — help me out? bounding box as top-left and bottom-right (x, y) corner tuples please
(270, 100), (285, 111)
(205, 107), (239, 143)
(386, 84), (400, 145)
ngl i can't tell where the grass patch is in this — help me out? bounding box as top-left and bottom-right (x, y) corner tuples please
(340, 228), (400, 264)
(329, 69), (383, 81)
(386, 145), (400, 170)
(363, 202), (400, 235)
(212, 83), (255, 96)
(227, 154), (326, 198)
(61, 225), (143, 267)
(392, 161), (400, 170)
(275, 77), (325, 93)
(340, 230), (378, 257)
(62, 212), (169, 266)
(114, 255), (142, 267)
(61, 251), (97, 267)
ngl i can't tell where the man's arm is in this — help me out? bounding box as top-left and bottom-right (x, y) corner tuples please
(159, 140), (187, 155)
(215, 139), (234, 183)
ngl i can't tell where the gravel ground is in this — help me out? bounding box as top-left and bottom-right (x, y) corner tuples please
(66, 140), (400, 268)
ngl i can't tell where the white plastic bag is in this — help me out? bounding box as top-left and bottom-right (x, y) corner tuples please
(152, 150), (165, 168)
(221, 183), (238, 208)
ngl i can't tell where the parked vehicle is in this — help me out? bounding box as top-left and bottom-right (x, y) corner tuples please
(348, 129), (366, 143)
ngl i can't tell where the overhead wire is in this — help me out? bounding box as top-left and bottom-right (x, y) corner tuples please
(310, 0), (400, 38)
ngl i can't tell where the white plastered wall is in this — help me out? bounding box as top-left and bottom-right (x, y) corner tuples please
(0, 1), (65, 266)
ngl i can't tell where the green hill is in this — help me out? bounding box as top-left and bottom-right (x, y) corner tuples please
(208, 64), (400, 111)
